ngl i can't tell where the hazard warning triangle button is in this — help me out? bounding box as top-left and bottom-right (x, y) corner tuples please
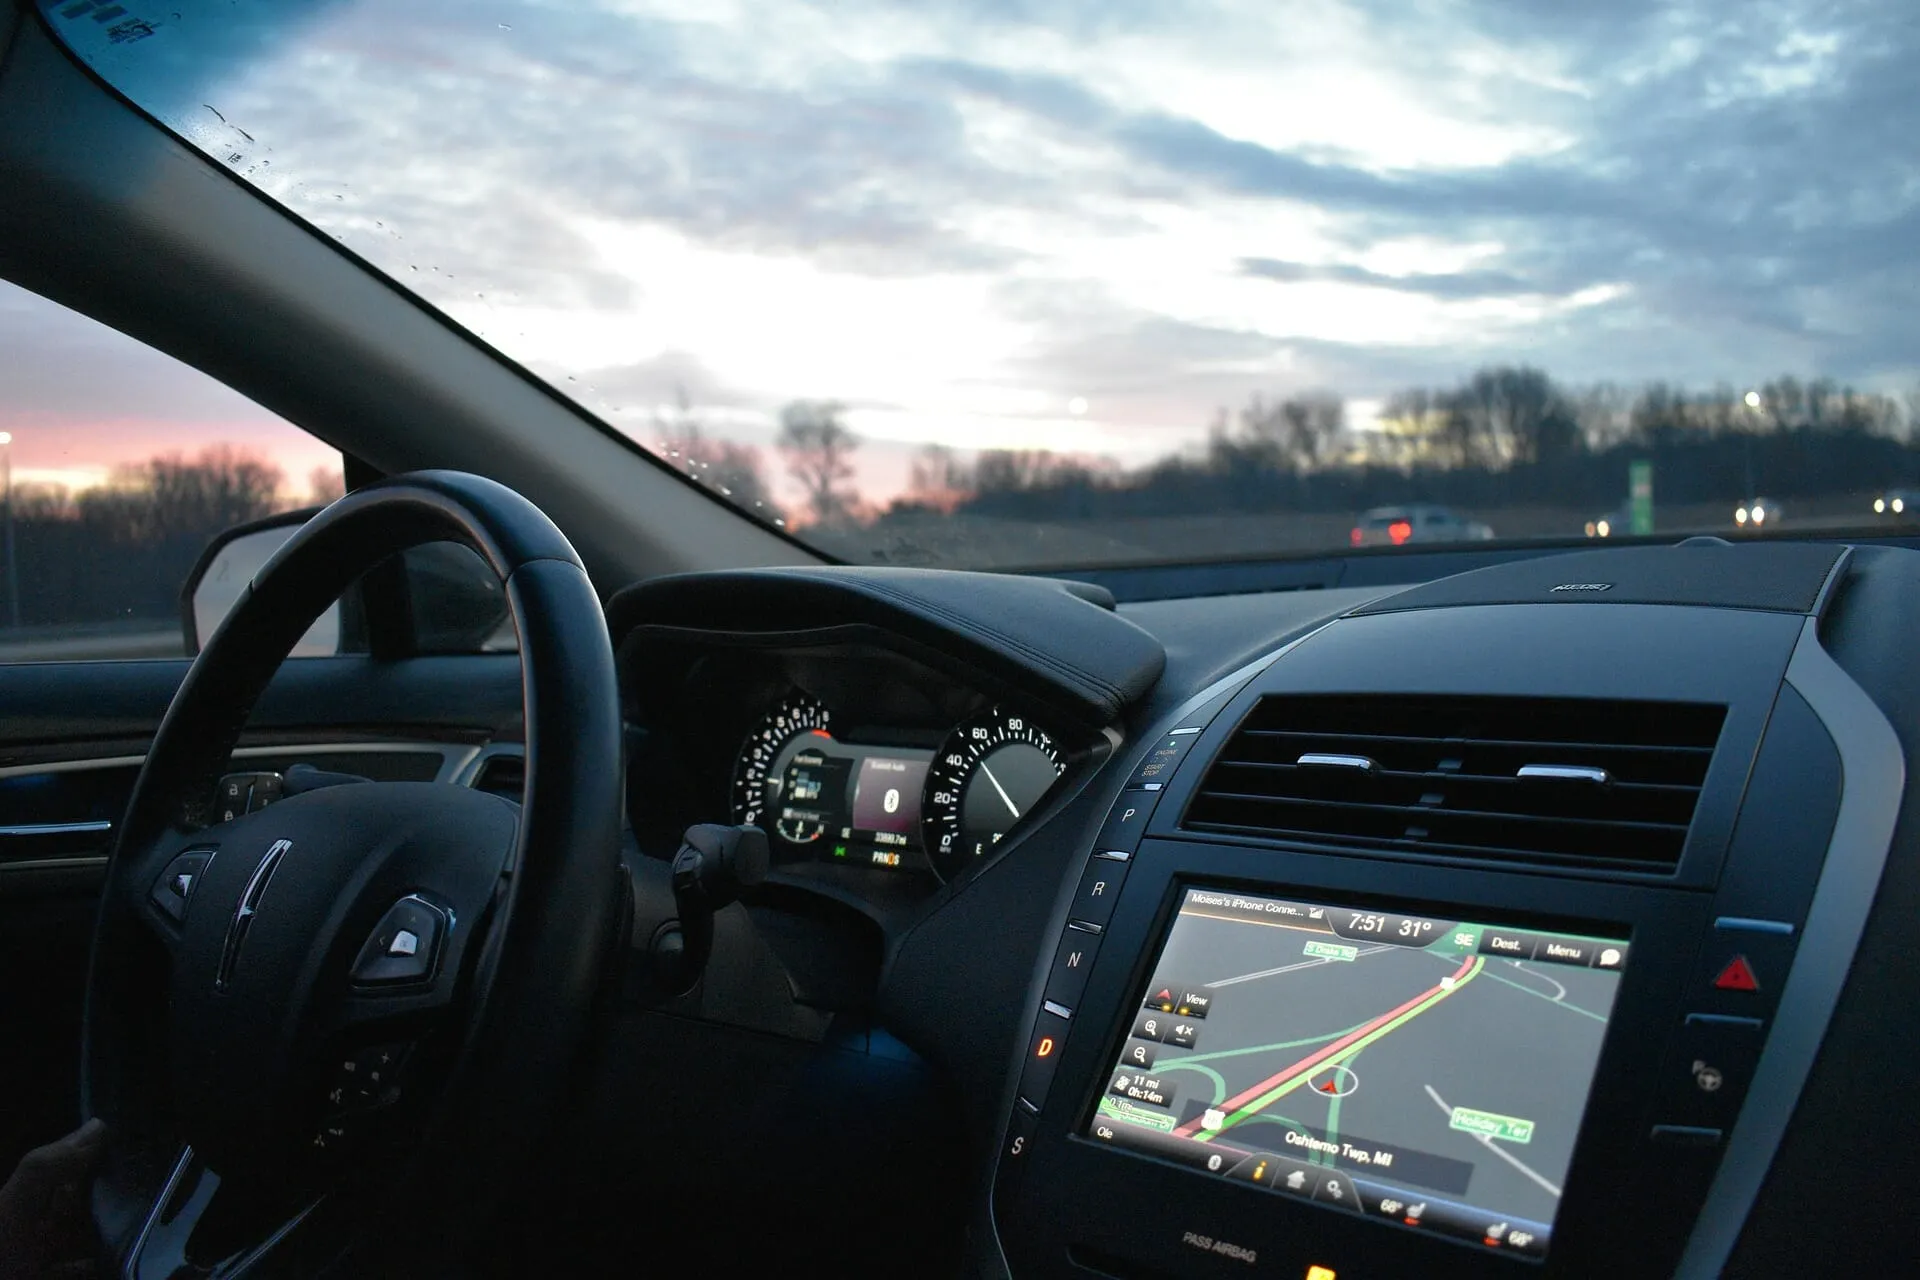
(1713, 954), (1761, 992)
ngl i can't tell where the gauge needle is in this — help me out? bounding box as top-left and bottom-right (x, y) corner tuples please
(980, 761), (1023, 819)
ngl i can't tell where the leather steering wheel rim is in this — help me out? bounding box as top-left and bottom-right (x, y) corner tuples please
(82, 470), (625, 1275)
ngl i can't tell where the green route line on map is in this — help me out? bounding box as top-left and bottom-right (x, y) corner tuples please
(1156, 1059), (1229, 1104)
(1172, 1019), (1375, 1068)
(1320, 1045), (1361, 1166)
(1196, 955), (1486, 1142)
(1477, 968), (1609, 1023)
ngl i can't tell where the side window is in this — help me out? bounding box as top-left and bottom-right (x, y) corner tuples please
(0, 278), (344, 662)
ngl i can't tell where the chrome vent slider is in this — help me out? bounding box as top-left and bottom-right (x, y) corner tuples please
(1516, 764), (1612, 785)
(1296, 753), (1379, 775)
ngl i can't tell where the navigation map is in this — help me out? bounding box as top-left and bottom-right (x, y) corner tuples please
(1089, 887), (1628, 1259)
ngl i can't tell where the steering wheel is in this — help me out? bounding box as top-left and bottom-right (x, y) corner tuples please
(81, 472), (625, 1277)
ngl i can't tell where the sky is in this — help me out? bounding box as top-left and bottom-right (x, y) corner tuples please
(14, 0), (1919, 517)
(0, 277), (339, 497)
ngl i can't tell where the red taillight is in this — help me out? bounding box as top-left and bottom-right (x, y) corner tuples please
(1389, 520), (1412, 545)
(1350, 527), (1364, 546)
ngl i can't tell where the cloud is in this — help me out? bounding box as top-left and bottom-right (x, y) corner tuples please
(1239, 257), (1537, 301)
(23, 0), (1920, 515)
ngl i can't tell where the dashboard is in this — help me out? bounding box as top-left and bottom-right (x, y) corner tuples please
(6, 538), (1919, 1276)
(588, 544), (1920, 1278)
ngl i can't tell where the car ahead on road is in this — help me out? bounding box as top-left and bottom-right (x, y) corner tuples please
(1585, 508), (1629, 538)
(1734, 497), (1783, 529)
(1873, 489), (1920, 518)
(1350, 504), (1496, 547)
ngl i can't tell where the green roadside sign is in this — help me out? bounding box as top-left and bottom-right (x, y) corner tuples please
(1629, 459), (1654, 535)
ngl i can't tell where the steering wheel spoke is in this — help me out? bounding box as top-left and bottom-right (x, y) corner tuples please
(111, 1146), (325, 1280)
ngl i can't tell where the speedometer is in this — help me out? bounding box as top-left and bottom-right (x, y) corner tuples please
(922, 707), (1064, 881)
(731, 692), (833, 836)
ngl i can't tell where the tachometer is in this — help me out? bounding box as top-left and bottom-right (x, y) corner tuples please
(732, 693), (834, 838)
(922, 707), (1064, 880)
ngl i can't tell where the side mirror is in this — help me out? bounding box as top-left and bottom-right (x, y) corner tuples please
(182, 509), (340, 656)
(182, 511), (513, 656)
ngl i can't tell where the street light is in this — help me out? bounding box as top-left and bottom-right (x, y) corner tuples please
(0, 429), (16, 627)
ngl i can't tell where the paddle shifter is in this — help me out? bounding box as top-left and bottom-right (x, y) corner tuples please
(661, 822), (770, 993)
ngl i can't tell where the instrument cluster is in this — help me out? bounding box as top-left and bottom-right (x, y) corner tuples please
(730, 691), (1065, 883)
(620, 635), (1082, 891)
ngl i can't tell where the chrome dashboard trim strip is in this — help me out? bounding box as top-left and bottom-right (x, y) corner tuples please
(0, 855), (109, 873)
(0, 741), (482, 784)
(0, 819), (112, 836)
(1676, 614), (1906, 1276)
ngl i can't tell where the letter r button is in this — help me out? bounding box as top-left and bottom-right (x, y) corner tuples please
(1069, 857), (1129, 928)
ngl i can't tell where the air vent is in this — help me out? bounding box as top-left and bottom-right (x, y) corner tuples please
(1184, 694), (1726, 873)
(469, 752), (524, 801)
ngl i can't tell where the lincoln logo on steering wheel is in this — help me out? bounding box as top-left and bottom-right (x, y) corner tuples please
(214, 838), (292, 992)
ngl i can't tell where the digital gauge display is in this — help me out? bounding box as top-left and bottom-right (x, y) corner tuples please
(730, 693), (933, 872)
(733, 696), (1066, 879)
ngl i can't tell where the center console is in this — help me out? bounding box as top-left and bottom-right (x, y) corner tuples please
(992, 548), (1895, 1278)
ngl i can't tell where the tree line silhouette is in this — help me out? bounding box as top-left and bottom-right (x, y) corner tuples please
(7, 367), (1916, 633)
(2, 447), (335, 632)
(655, 368), (1919, 533)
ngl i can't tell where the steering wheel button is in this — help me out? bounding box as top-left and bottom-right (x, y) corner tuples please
(149, 851), (212, 923)
(333, 1041), (412, 1109)
(351, 897), (446, 985)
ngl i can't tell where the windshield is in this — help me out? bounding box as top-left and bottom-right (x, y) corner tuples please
(34, 0), (1920, 570)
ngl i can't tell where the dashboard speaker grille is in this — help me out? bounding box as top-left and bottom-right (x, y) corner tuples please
(1184, 694), (1726, 872)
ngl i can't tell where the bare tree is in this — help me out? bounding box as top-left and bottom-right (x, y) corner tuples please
(655, 387), (781, 518)
(777, 401), (859, 524)
(308, 465), (346, 506)
(904, 444), (973, 512)
(1443, 367), (1579, 467)
(81, 445), (284, 543)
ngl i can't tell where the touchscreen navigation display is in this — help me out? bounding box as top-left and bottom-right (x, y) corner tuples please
(1086, 886), (1629, 1261)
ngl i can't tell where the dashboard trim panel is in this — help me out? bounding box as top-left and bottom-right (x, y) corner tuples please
(1675, 615), (1907, 1276)
(0, 741), (487, 875)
